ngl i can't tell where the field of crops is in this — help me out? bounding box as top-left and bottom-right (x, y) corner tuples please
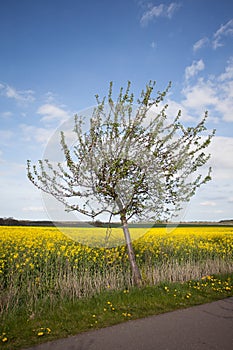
(1, 225), (233, 316)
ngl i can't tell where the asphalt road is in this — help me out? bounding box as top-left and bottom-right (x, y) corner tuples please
(24, 297), (233, 350)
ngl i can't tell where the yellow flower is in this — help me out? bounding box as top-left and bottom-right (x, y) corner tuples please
(37, 332), (44, 336)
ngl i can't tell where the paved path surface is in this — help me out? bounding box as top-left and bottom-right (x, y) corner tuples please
(24, 297), (233, 350)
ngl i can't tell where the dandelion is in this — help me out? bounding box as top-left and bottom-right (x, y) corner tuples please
(1, 333), (8, 343)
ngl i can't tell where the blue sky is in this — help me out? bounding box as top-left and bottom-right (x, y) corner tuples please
(0, 0), (233, 222)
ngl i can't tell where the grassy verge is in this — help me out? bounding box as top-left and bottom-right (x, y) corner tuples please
(1, 272), (233, 350)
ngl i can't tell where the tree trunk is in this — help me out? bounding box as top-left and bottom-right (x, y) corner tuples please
(120, 213), (142, 287)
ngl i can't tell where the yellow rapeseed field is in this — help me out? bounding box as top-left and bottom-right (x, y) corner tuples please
(1, 225), (232, 274)
(0, 225), (233, 314)
(1, 225), (233, 272)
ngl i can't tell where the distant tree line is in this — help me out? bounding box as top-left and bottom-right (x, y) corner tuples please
(0, 217), (114, 227)
(0, 217), (55, 226)
(1, 217), (232, 227)
(0, 217), (20, 226)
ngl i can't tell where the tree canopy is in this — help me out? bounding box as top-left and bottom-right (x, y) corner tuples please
(27, 80), (215, 285)
(28, 81), (215, 224)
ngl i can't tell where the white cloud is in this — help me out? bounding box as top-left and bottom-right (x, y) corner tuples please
(216, 59), (233, 122)
(151, 41), (157, 49)
(182, 78), (218, 112)
(193, 37), (209, 52)
(37, 103), (71, 123)
(140, 2), (180, 26)
(200, 201), (216, 207)
(208, 136), (233, 178)
(181, 57), (233, 122)
(141, 4), (163, 25)
(44, 91), (57, 103)
(214, 94), (233, 122)
(0, 111), (13, 119)
(149, 57), (233, 123)
(0, 130), (14, 143)
(195, 135), (233, 219)
(167, 3), (180, 18)
(22, 206), (44, 212)
(213, 19), (233, 49)
(0, 83), (35, 103)
(185, 59), (205, 80)
(0, 161), (46, 220)
(20, 124), (53, 144)
(192, 19), (233, 52)
(218, 57), (233, 81)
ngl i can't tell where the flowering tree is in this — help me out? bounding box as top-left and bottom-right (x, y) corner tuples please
(27, 81), (215, 286)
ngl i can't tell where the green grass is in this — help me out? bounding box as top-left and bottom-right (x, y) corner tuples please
(1, 272), (232, 350)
